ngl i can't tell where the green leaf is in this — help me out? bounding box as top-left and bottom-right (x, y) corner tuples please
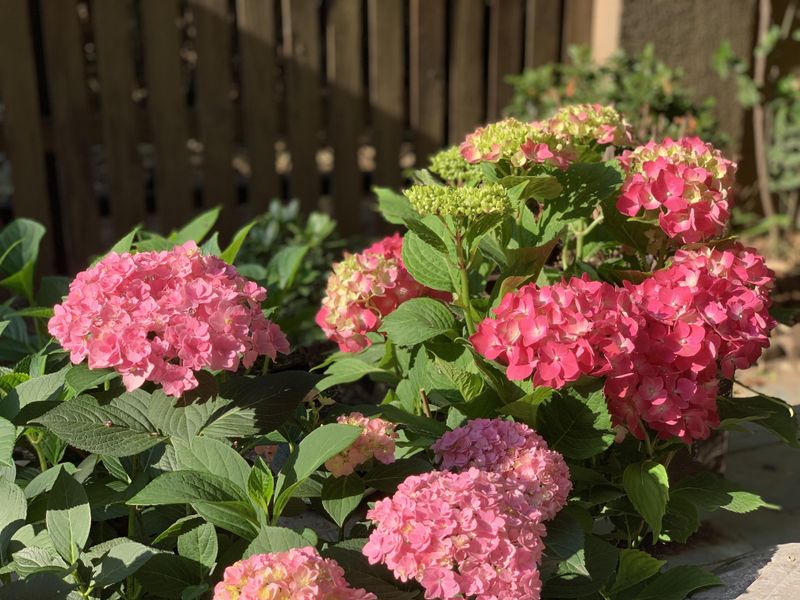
(278, 424), (362, 491)
(244, 526), (310, 557)
(0, 417), (16, 468)
(363, 457), (434, 493)
(64, 364), (117, 396)
(494, 236), (560, 301)
(500, 174), (562, 201)
(536, 388), (615, 459)
(92, 541), (159, 588)
(192, 500), (258, 540)
(173, 207), (220, 244)
(108, 226), (141, 254)
(35, 391), (165, 457)
(380, 298), (456, 346)
(403, 217), (448, 253)
(718, 394), (799, 447)
(610, 549), (666, 594)
(465, 213), (504, 248)
(0, 573), (75, 599)
(12, 546), (68, 578)
(379, 404), (448, 437)
(671, 471), (778, 513)
(323, 539), (420, 599)
(201, 232), (222, 256)
(137, 554), (203, 599)
(46, 469), (91, 564)
(543, 533), (619, 598)
(322, 474), (365, 528)
(128, 470), (248, 506)
(498, 387), (554, 426)
(173, 437), (250, 491)
(6, 306), (54, 319)
(221, 221), (256, 263)
(660, 496), (700, 543)
(1, 369), (65, 422)
(402, 231), (456, 292)
(152, 515), (204, 544)
(317, 358), (389, 392)
(247, 459), (275, 516)
(375, 187), (417, 224)
(178, 523), (218, 571)
(623, 461), (669, 541)
(635, 565), (721, 600)
(266, 244), (311, 289)
(0, 219), (45, 303)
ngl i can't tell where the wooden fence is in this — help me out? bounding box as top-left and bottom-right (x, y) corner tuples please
(0, 0), (595, 273)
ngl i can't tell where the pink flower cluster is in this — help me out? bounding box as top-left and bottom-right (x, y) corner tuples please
(617, 137), (736, 244)
(213, 546), (376, 600)
(325, 412), (397, 477)
(470, 276), (630, 387)
(606, 243), (775, 441)
(433, 418), (571, 521)
(471, 244), (775, 442)
(543, 103), (633, 147)
(363, 468), (546, 600)
(48, 242), (289, 397)
(316, 234), (447, 352)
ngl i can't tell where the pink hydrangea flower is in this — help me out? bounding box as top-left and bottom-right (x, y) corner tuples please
(544, 103), (633, 146)
(213, 546), (376, 600)
(470, 276), (629, 387)
(616, 137), (736, 244)
(325, 412), (397, 477)
(433, 418), (571, 521)
(316, 234), (448, 352)
(48, 242), (289, 397)
(363, 468), (546, 600)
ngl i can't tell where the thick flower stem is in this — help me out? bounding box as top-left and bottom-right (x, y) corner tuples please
(454, 231), (477, 335)
(25, 430), (47, 472)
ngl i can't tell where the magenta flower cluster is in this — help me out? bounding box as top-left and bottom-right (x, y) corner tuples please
(324, 412), (397, 477)
(471, 244), (775, 442)
(363, 468), (547, 600)
(433, 418), (572, 521)
(316, 234), (447, 352)
(617, 137), (736, 244)
(213, 547), (376, 600)
(48, 242), (289, 397)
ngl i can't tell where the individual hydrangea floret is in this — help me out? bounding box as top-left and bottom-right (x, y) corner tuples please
(213, 546), (376, 600)
(470, 275), (630, 387)
(325, 412), (397, 477)
(315, 234), (447, 352)
(545, 103), (633, 146)
(433, 418), (571, 521)
(48, 242), (289, 397)
(616, 137), (736, 244)
(363, 468), (546, 600)
(428, 145), (483, 186)
(459, 118), (537, 165)
(404, 183), (510, 219)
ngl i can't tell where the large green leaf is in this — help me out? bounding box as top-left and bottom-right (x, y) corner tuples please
(247, 459), (275, 516)
(363, 458), (434, 493)
(1, 369), (65, 422)
(317, 358), (391, 392)
(380, 298), (456, 346)
(322, 474), (365, 528)
(221, 221), (256, 264)
(173, 436), (250, 491)
(91, 541), (159, 588)
(243, 526), (310, 557)
(543, 533), (619, 598)
(623, 461), (670, 541)
(173, 207), (220, 244)
(0, 478), (26, 560)
(0, 573), (75, 599)
(177, 523), (218, 571)
(137, 554), (203, 599)
(266, 244), (311, 289)
(536, 388), (615, 459)
(128, 470), (247, 506)
(718, 393), (799, 447)
(278, 424), (362, 491)
(493, 236), (561, 302)
(403, 217), (448, 253)
(0, 219), (45, 303)
(402, 232), (456, 292)
(46, 469), (91, 564)
(375, 187), (417, 224)
(35, 391), (164, 457)
(64, 364), (117, 396)
(634, 565), (721, 600)
(0, 417), (16, 468)
(609, 549), (665, 594)
(11, 546), (68, 578)
(671, 471), (778, 513)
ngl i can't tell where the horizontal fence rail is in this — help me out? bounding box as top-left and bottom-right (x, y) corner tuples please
(0, 0), (594, 273)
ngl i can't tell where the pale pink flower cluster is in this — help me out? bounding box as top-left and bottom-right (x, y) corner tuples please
(472, 244), (775, 442)
(48, 242), (289, 397)
(213, 547), (376, 600)
(316, 234), (447, 352)
(363, 468), (546, 600)
(470, 275), (630, 387)
(433, 418), (571, 521)
(325, 412), (397, 477)
(543, 103), (633, 147)
(605, 243), (775, 441)
(617, 137), (736, 244)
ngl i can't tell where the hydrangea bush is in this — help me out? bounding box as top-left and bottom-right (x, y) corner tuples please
(0, 103), (796, 600)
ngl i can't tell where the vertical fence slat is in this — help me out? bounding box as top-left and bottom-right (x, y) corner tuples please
(281, 0), (322, 212)
(368, 0), (404, 188)
(41, 0), (100, 268)
(237, 0), (279, 211)
(0, 0), (55, 272)
(525, 0), (563, 68)
(93, 0), (146, 236)
(409, 0), (446, 163)
(327, 0), (363, 234)
(488, 0), (524, 120)
(561, 0), (593, 56)
(141, 0), (193, 234)
(191, 0), (237, 236)
(449, 0), (486, 143)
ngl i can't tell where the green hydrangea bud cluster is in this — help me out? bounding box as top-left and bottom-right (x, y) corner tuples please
(545, 103), (632, 146)
(404, 183), (510, 218)
(460, 118), (536, 165)
(428, 146), (482, 186)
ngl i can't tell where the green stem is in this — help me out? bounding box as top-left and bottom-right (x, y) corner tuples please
(25, 431), (48, 472)
(561, 232), (571, 271)
(454, 230), (476, 335)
